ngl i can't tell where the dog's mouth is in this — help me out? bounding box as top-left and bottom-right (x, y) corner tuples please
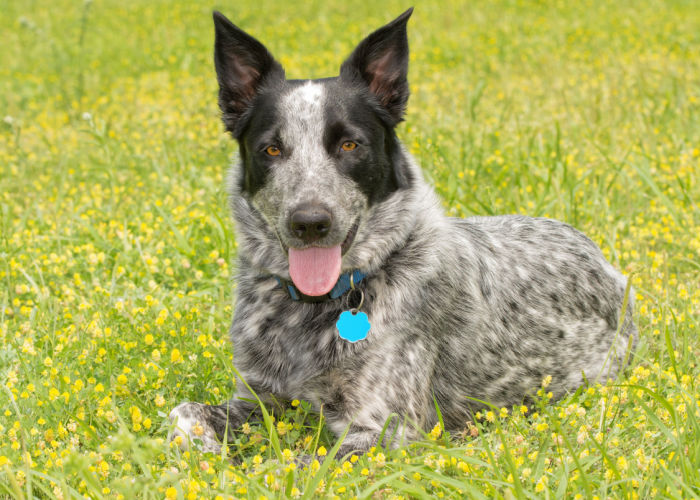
(285, 219), (359, 297)
(340, 219), (359, 255)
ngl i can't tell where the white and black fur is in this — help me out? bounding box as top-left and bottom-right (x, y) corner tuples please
(169, 9), (637, 458)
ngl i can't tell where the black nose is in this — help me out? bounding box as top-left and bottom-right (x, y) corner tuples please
(290, 203), (333, 243)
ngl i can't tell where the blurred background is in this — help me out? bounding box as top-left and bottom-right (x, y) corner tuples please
(1, 1), (699, 497)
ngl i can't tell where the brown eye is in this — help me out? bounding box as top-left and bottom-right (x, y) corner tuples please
(265, 145), (281, 156)
(341, 141), (357, 152)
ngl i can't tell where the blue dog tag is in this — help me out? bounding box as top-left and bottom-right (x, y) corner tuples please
(336, 310), (371, 342)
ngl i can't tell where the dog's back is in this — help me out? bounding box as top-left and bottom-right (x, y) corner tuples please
(427, 215), (635, 427)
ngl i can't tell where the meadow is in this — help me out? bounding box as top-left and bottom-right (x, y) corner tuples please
(1, 0), (699, 498)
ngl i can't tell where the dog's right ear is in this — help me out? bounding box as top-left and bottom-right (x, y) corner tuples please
(213, 11), (285, 136)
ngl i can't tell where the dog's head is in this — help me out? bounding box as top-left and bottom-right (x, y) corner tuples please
(214, 9), (418, 296)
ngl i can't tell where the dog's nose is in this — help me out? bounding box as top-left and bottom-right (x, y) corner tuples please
(290, 204), (333, 243)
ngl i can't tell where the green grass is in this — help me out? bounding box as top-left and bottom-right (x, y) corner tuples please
(1, 0), (699, 498)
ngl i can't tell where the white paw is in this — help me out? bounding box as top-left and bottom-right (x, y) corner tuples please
(168, 402), (222, 454)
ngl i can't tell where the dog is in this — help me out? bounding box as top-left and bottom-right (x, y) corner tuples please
(169, 8), (637, 458)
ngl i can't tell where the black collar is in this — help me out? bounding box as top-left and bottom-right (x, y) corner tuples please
(274, 270), (367, 303)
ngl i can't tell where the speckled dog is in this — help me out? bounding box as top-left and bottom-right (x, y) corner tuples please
(169, 9), (637, 457)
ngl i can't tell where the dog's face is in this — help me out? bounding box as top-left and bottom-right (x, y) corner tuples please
(213, 10), (415, 295)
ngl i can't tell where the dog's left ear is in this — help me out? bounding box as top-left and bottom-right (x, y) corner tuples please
(340, 8), (413, 125)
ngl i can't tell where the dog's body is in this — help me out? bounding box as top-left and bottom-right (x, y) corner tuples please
(170, 9), (636, 457)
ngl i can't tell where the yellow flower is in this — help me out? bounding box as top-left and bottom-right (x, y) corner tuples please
(192, 422), (204, 436)
(317, 446), (327, 457)
(535, 422), (549, 432)
(130, 406), (142, 431)
(535, 477), (546, 492)
(170, 348), (183, 363)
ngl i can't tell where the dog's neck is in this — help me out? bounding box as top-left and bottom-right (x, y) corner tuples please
(274, 269), (367, 303)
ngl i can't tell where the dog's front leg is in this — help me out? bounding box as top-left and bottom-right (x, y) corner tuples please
(333, 426), (382, 460)
(330, 418), (418, 461)
(317, 353), (434, 461)
(168, 396), (257, 453)
(323, 403), (419, 461)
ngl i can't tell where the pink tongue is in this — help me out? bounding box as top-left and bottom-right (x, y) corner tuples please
(288, 245), (342, 296)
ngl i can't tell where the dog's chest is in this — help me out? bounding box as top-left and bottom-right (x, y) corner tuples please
(229, 283), (379, 396)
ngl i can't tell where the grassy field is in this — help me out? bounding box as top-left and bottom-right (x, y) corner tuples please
(1, 0), (699, 498)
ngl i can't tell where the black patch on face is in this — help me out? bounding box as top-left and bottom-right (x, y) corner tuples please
(236, 81), (291, 196)
(236, 76), (413, 203)
(321, 79), (412, 205)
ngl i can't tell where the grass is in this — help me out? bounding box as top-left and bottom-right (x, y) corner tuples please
(1, 0), (699, 498)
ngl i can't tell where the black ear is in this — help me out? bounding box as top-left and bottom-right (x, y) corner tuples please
(213, 11), (285, 136)
(340, 8), (413, 125)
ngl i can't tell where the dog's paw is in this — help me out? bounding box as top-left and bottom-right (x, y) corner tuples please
(168, 402), (222, 454)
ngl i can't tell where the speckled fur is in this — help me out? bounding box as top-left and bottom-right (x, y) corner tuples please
(169, 10), (637, 458)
